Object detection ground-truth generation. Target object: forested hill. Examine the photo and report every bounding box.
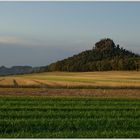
[46,38,140,71]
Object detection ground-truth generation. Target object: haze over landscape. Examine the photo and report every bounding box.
[0,1,140,67]
[0,2,140,138]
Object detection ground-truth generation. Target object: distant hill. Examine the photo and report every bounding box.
[0,66,34,76]
[46,38,140,71]
[0,38,139,76]
[0,65,44,76]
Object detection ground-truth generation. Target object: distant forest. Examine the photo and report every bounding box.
[45,38,140,72]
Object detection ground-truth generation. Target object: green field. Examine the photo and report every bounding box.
[0,96,140,138]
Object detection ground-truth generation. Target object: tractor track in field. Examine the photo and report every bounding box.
[0,79,5,82]
[31,80,48,87]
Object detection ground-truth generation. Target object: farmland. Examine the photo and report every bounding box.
[0,96,140,138]
[0,71,139,138]
[0,71,140,89]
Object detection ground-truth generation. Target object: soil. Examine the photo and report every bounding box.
[0,88,139,98]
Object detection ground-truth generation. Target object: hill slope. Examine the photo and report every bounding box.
[46,38,140,71]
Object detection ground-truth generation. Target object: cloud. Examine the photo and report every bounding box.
[0,36,24,44]
[0,36,47,47]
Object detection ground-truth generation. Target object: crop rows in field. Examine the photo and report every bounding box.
[0,96,140,138]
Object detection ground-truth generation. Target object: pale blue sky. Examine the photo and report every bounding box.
[0,2,140,67]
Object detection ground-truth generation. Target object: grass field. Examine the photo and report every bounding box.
[0,71,140,88]
[0,96,140,138]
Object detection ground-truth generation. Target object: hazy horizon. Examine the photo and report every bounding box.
[0,1,140,67]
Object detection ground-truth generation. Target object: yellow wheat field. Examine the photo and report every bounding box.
[0,71,139,88]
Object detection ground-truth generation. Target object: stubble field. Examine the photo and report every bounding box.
[0,71,139,88]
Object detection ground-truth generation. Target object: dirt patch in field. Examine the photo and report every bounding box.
[0,88,139,98]
[47,89,140,98]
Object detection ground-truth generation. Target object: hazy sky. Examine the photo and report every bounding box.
[0,1,140,67]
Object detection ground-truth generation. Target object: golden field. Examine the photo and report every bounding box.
[0,71,139,88]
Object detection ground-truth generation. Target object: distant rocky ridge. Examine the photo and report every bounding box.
[0,66,41,76]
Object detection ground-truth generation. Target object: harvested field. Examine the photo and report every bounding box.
[0,71,139,89]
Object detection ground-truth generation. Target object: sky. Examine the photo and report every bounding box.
[0,1,140,67]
